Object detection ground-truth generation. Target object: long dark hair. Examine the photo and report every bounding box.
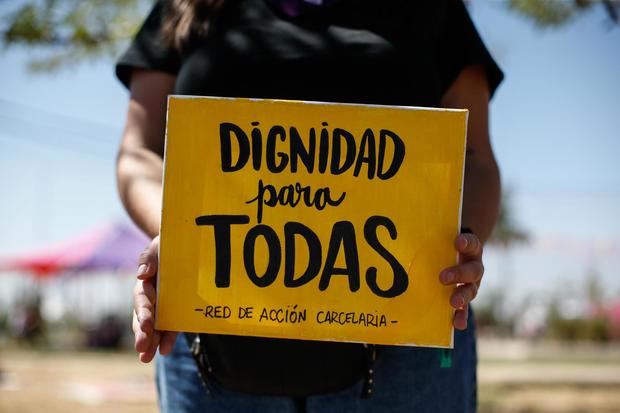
[162,0,225,51]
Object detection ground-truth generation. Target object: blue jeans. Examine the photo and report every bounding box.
[156,311,477,413]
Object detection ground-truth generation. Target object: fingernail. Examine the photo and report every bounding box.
[441,271,455,284]
[460,236,469,249]
[138,264,147,276]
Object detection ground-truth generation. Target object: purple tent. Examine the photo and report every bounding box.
[0,222,151,277]
[73,222,152,273]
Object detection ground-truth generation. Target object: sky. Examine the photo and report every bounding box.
[0,1,619,305]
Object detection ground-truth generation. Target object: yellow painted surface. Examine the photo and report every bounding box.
[156,96,467,347]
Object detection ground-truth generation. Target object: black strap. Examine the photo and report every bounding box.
[360,344,377,398]
[184,333,215,396]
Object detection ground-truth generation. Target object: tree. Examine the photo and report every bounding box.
[584,266,604,305]
[488,188,529,249]
[1,0,143,71]
[2,0,618,72]
[506,0,619,27]
[477,188,529,335]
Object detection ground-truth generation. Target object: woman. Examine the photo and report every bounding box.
[116,0,502,411]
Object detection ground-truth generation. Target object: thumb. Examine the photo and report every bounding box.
[137,235,159,280]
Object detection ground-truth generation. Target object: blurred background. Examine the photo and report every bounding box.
[0,0,619,412]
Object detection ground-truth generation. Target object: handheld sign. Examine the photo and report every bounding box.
[156,96,467,348]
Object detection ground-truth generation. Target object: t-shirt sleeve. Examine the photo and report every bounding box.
[115,0,181,89]
[438,0,504,98]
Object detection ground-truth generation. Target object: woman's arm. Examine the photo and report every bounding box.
[117,69,177,362]
[117,70,176,238]
[441,64,501,243]
[439,64,501,329]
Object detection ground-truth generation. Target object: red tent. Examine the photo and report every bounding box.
[0,222,151,278]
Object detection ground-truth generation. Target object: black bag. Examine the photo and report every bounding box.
[185,333,377,398]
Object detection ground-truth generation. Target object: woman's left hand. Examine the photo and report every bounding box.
[439,232,484,330]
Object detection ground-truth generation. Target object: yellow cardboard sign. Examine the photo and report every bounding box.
[157,96,467,348]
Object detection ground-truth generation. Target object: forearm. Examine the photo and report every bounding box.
[461,153,501,244]
[117,145,163,238]
[116,70,175,238]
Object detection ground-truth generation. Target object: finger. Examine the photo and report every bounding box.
[453,304,469,330]
[450,283,479,309]
[159,331,178,356]
[140,330,161,363]
[137,237,159,280]
[455,233,482,261]
[133,280,156,334]
[133,315,151,353]
[132,311,139,335]
[440,260,484,285]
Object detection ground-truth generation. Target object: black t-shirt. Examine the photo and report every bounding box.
[116,0,503,106]
[116,0,503,396]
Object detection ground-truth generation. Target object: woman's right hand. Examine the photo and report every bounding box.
[132,235,177,362]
